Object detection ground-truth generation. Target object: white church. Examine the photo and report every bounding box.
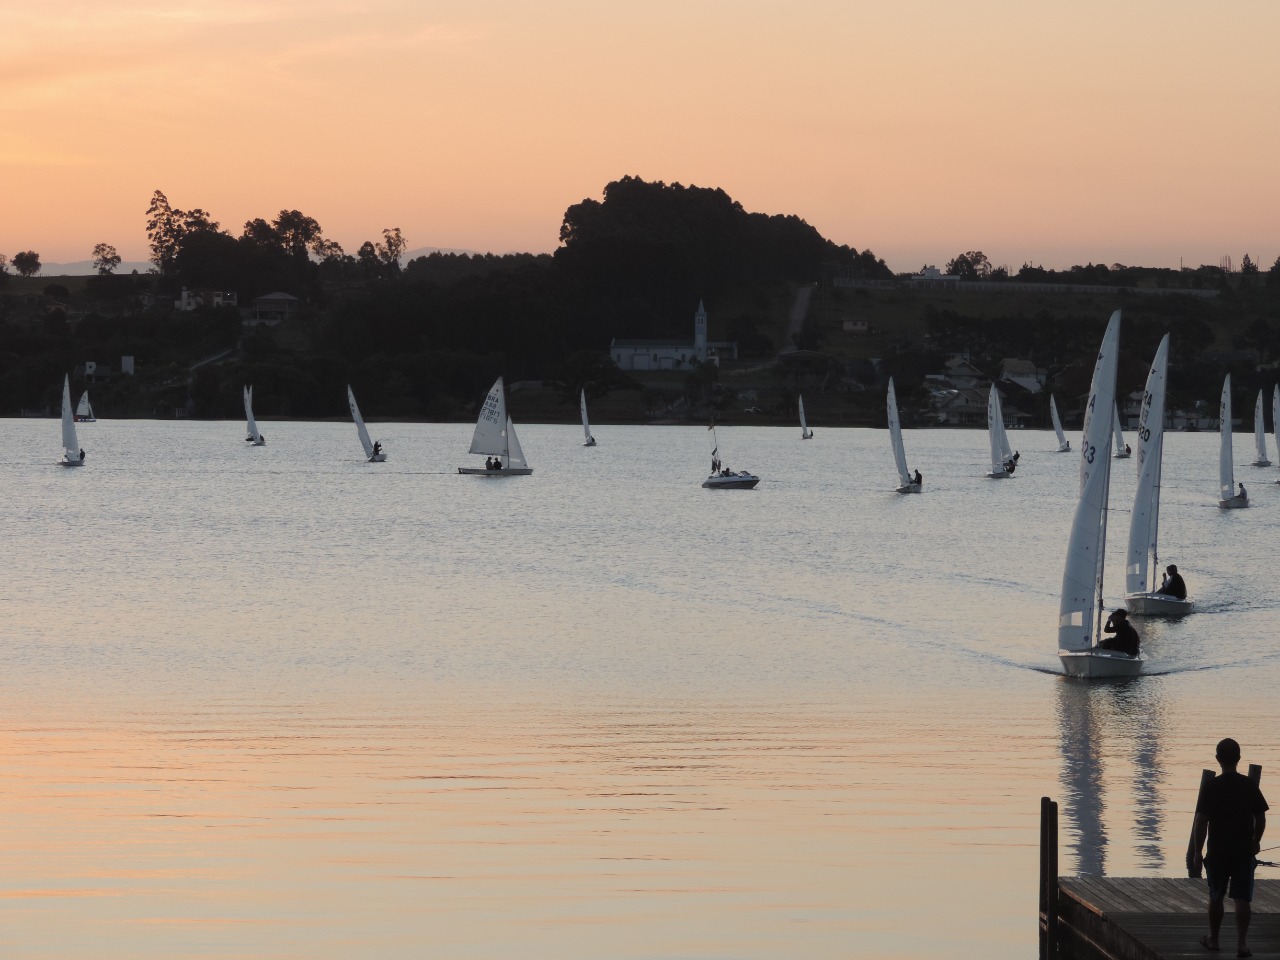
[609,301,738,371]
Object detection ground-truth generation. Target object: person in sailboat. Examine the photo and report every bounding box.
[1156,565,1187,600]
[1125,443,1132,455]
[913,469,922,487]
[1097,608,1140,657]
[1237,482,1248,501]
[79,448,85,461]
[1003,456,1017,475]
[372,441,381,457]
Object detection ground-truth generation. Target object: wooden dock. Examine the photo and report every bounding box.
[1040,795,1280,959]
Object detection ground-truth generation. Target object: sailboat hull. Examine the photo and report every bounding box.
[986,470,1010,479]
[368,453,387,462]
[895,483,922,494]
[1059,650,1144,678]
[57,458,84,468]
[1113,452,1131,459]
[583,438,596,447]
[1252,459,1272,467]
[458,466,533,476]
[1124,592,1195,617]
[1055,442,1071,453]
[1217,497,1248,509]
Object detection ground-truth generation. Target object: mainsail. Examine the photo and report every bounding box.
[1253,389,1270,465]
[987,384,1010,474]
[1058,311,1120,654]
[799,395,812,439]
[1125,335,1169,596]
[1113,404,1127,455]
[1219,375,1235,501]
[1050,394,1068,450]
[243,385,263,443]
[506,417,527,470]
[887,377,912,487]
[61,375,80,460]
[347,385,378,459]
[469,377,509,460]
[580,389,595,445]
[76,391,94,420]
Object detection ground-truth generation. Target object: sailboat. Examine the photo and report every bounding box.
[74,390,97,423]
[799,394,813,439]
[347,385,386,462]
[1123,335,1194,617]
[985,384,1014,478]
[243,385,265,445]
[1059,310,1142,677]
[1217,375,1247,508]
[1251,389,1270,466]
[57,375,84,467]
[1112,404,1130,458]
[887,378,920,493]
[703,425,759,489]
[458,376,533,475]
[1050,394,1070,452]
[580,389,596,446]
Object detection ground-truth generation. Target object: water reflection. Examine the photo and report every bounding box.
[1057,678,1167,875]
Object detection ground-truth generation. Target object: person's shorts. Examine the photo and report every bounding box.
[1207,855,1257,902]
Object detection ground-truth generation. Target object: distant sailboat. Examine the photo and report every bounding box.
[1050,394,1070,452]
[887,378,920,493]
[347,385,386,462]
[1251,389,1270,466]
[703,424,760,489]
[243,386,265,445]
[986,384,1014,478]
[1217,375,1247,508]
[57,375,84,467]
[1124,335,1194,617]
[580,389,596,446]
[459,376,532,475]
[1112,404,1130,458]
[1059,310,1142,678]
[799,395,813,439]
[74,390,96,423]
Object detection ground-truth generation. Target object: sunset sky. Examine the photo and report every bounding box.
[4,1,1278,272]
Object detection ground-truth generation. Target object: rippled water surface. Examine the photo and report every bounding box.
[2,419,1277,958]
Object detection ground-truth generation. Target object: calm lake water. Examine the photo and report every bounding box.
[1,418,1277,958]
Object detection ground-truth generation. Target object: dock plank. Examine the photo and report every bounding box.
[1055,879,1280,960]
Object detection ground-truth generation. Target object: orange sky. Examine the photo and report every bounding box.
[3,1,1278,272]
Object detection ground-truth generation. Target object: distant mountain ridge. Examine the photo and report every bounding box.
[38,260,154,277]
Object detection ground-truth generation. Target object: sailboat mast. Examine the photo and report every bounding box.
[1093,422,1116,646]
[1148,431,1164,593]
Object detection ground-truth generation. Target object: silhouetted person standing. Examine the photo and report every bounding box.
[1192,738,1268,958]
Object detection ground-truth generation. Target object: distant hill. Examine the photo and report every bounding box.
[37,260,154,277]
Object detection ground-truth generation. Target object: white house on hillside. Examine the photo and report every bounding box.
[999,358,1047,393]
[610,301,738,371]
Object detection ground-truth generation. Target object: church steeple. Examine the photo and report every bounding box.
[694,300,707,360]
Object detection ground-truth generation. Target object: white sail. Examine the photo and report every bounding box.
[1274,385,1280,467]
[580,389,595,445]
[1058,310,1120,655]
[1253,389,1270,465]
[61,375,80,460]
[1050,394,1069,451]
[1112,403,1130,456]
[347,385,382,460]
[1219,375,1235,501]
[506,417,527,469]
[468,377,508,458]
[987,384,1009,475]
[243,385,264,443]
[1125,335,1169,596]
[76,390,94,420]
[799,395,812,439]
[887,378,912,487]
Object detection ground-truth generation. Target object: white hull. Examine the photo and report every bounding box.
[1113,452,1131,459]
[1059,649,1145,678]
[583,439,596,447]
[702,473,760,490]
[1253,459,1272,467]
[986,469,1010,479]
[368,453,387,463]
[458,466,532,476]
[247,437,265,446]
[1124,592,1195,617]
[1056,442,1071,453]
[895,482,922,494]
[801,432,813,440]
[58,458,84,468]
[1218,497,1249,509]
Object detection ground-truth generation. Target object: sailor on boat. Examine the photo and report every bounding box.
[1155,565,1187,600]
[913,469,922,487]
[1238,482,1248,501]
[79,448,85,462]
[372,441,381,458]
[1097,608,1140,657]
